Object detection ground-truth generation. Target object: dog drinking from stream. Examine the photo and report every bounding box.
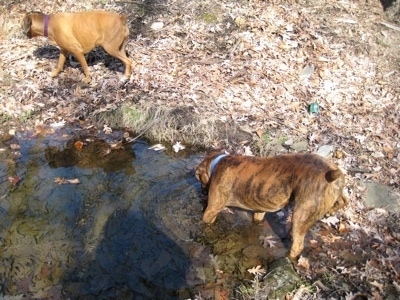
[195,152,349,260]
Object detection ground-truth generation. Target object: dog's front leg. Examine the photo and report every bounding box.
[253,212,266,223]
[202,187,227,224]
[70,50,91,84]
[69,49,91,83]
[289,206,319,260]
[52,49,68,78]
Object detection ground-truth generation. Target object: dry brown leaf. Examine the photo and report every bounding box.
[297,256,310,270]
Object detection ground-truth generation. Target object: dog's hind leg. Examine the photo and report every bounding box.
[102,26,131,78]
[103,43,132,78]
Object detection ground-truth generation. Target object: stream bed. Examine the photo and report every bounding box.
[0,126,288,299]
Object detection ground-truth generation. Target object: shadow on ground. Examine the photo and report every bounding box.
[62,210,190,299]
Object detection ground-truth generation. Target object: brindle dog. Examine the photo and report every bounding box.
[195,152,349,260]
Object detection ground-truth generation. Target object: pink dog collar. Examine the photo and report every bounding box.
[44,14,49,37]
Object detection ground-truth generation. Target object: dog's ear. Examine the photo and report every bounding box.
[325,169,343,183]
[22,14,32,37]
[195,163,210,186]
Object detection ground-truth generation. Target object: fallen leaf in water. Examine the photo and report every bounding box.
[259,235,277,248]
[54,177,81,184]
[247,265,266,276]
[172,141,185,152]
[67,178,81,184]
[110,140,123,150]
[8,176,21,186]
[74,141,84,151]
[103,124,112,134]
[148,143,166,151]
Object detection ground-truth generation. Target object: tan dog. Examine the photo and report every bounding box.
[22,11,131,83]
[195,152,349,259]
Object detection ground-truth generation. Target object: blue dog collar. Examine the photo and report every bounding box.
[210,154,228,175]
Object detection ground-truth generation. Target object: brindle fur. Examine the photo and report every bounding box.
[195,152,349,260]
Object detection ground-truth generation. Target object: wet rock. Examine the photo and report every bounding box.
[242,244,270,260]
[258,258,303,299]
[362,182,400,213]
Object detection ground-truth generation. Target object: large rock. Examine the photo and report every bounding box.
[258,258,303,299]
[362,182,400,213]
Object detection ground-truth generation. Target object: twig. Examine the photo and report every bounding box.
[346,167,372,174]
[4,55,27,64]
[125,119,159,144]
[381,22,400,32]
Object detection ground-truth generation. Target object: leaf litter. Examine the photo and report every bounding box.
[0,0,400,298]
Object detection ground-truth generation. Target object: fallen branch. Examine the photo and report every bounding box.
[346,167,372,174]
[381,22,400,32]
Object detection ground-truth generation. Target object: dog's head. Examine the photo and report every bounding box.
[22,12,42,38]
[195,152,227,193]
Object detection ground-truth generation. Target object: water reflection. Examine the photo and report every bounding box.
[45,136,136,174]
[0,130,200,298]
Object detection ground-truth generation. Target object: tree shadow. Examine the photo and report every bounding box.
[380,0,397,10]
[62,209,190,299]
[114,0,168,39]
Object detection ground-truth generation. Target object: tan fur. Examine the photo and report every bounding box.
[195,152,349,260]
[22,11,131,83]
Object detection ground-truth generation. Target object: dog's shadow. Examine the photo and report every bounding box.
[33,45,125,73]
[264,207,293,249]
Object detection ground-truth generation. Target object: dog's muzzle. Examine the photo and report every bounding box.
[201,185,208,195]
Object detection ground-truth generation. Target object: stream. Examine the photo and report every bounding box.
[0,126,288,299]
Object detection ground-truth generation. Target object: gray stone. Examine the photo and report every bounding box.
[316,145,334,157]
[283,138,293,146]
[291,141,308,152]
[362,182,400,213]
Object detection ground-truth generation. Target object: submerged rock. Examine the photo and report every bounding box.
[258,258,303,299]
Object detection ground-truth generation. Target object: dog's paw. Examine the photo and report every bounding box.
[51,69,61,77]
[83,77,91,84]
[119,75,129,84]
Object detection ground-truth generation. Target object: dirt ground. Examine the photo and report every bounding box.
[1,0,400,299]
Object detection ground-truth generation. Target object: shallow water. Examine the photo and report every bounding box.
[0,127,287,299]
